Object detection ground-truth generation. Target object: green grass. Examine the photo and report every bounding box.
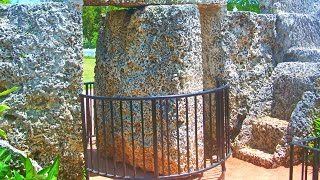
[83,56,96,83]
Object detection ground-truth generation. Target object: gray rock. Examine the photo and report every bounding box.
[284,47,320,62]
[199,3,226,156]
[260,0,320,15]
[0,3,83,179]
[84,0,225,7]
[289,90,320,139]
[222,12,276,137]
[95,5,205,174]
[271,62,320,121]
[274,13,320,63]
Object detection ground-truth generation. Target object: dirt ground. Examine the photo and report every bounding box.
[89,156,315,180]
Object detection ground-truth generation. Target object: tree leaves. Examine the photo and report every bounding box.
[0,87,19,97]
[227,0,260,13]
[0,104,10,115]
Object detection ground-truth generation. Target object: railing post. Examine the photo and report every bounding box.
[313,138,319,180]
[152,99,159,178]
[289,143,294,180]
[80,96,89,180]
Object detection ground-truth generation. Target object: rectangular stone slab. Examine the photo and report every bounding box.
[84,0,225,7]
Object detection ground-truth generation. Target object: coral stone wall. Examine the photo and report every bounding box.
[0,3,83,179]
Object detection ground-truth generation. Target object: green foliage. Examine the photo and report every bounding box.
[0,87,18,97]
[82,6,130,49]
[82,6,107,49]
[0,86,18,139]
[313,117,320,136]
[0,0,10,4]
[227,0,260,13]
[0,147,60,180]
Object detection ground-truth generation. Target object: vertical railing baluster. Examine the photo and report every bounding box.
[110,100,116,175]
[215,89,221,163]
[202,94,206,168]
[160,99,164,175]
[140,100,146,173]
[220,88,226,173]
[301,146,306,180]
[305,144,308,180]
[102,100,108,174]
[194,96,199,170]
[130,101,136,177]
[120,101,126,177]
[88,98,93,169]
[313,138,319,180]
[152,99,159,177]
[225,86,230,155]
[81,96,89,180]
[166,99,171,175]
[209,93,213,164]
[186,97,190,173]
[289,143,294,180]
[176,98,181,174]
[94,99,99,172]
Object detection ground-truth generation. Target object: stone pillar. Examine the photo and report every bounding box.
[0,3,83,179]
[199,4,226,157]
[95,0,226,175]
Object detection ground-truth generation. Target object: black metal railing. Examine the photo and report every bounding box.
[290,136,320,180]
[80,82,231,179]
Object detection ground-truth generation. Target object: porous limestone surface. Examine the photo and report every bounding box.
[274,13,320,64]
[249,116,288,154]
[260,0,320,14]
[0,3,83,179]
[84,0,226,7]
[271,62,320,121]
[289,90,320,139]
[199,4,226,157]
[95,5,204,175]
[222,12,276,138]
[284,47,320,63]
[233,62,320,167]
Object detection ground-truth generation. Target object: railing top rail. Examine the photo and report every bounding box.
[80,82,229,101]
[290,136,320,152]
[290,136,320,144]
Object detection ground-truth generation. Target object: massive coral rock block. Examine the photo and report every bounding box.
[222,12,276,137]
[260,0,320,14]
[275,13,320,63]
[284,47,320,63]
[85,0,225,7]
[233,116,289,168]
[0,3,83,179]
[198,4,226,157]
[290,90,320,139]
[95,5,204,174]
[271,62,320,121]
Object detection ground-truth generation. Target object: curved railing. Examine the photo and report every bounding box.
[80,82,231,179]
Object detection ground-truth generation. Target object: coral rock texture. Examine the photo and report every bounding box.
[95,5,206,174]
[0,3,83,179]
[271,62,320,121]
[275,13,320,63]
[85,0,226,7]
[260,0,320,14]
[222,12,276,138]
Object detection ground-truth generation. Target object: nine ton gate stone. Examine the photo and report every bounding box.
[94,1,226,175]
